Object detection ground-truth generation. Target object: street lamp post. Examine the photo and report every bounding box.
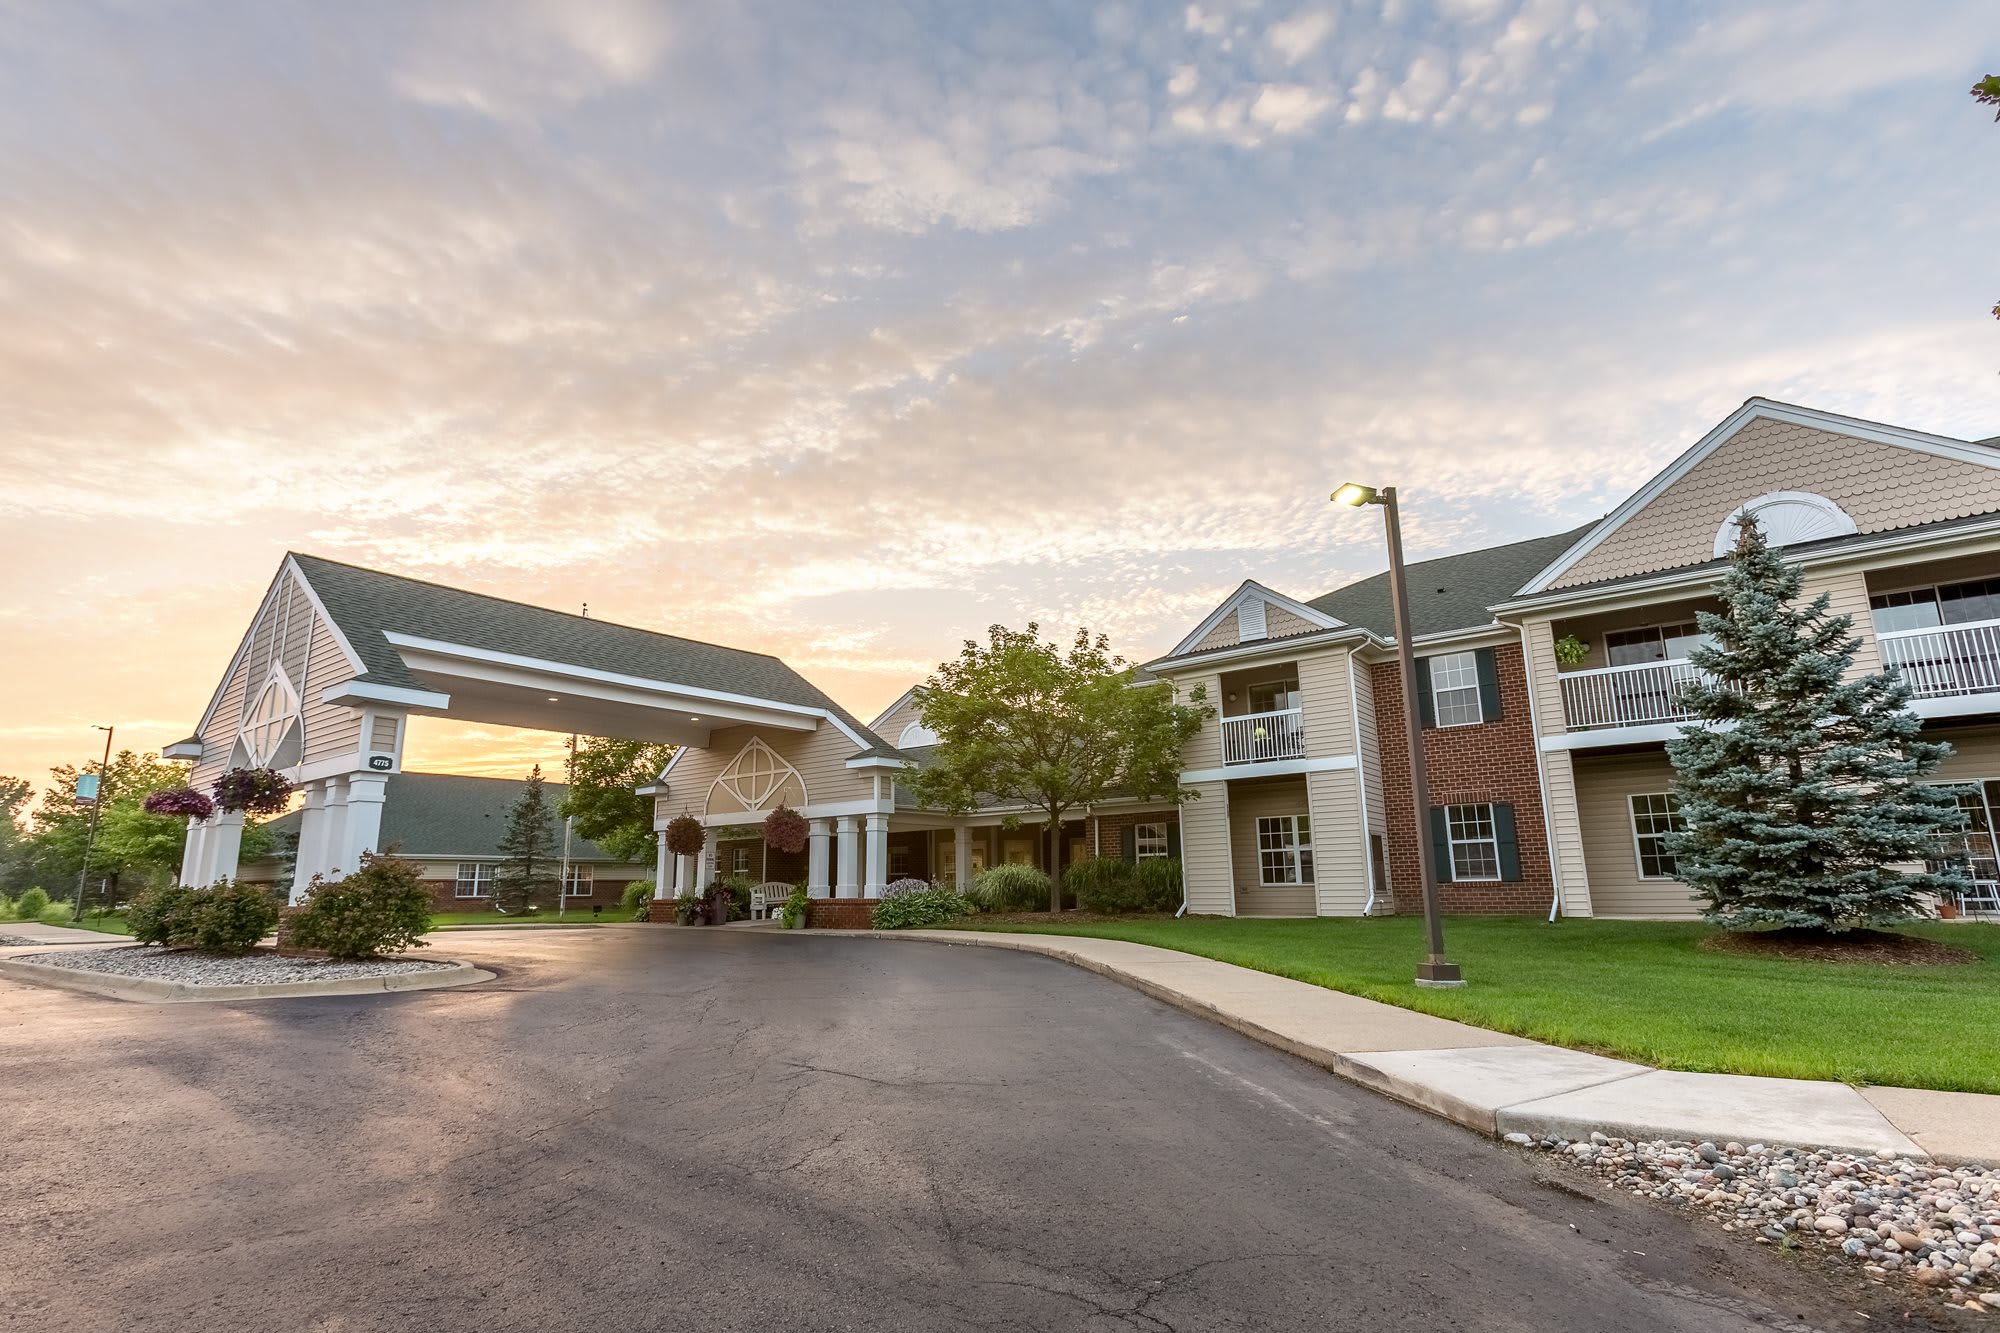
[73,725,114,923]
[1331,483,1464,988]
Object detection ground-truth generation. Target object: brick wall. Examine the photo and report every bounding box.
[804,899,877,929]
[1370,645,1552,914]
[1086,809,1180,859]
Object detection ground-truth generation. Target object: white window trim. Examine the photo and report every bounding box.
[1256,814,1314,886]
[1134,821,1170,861]
[1628,793,1685,882]
[1429,652,1484,729]
[562,864,595,898]
[731,847,751,875]
[454,862,494,899]
[1444,804,1501,883]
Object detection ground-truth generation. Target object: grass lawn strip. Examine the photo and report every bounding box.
[946,915,2000,1095]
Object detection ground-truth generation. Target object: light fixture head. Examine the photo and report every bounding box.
[689,715,700,722]
[546,695,560,703]
[1331,482,1380,507]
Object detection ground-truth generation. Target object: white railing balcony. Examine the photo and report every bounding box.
[1221,707,1306,765]
[1559,659,1709,732]
[1879,618,2000,701]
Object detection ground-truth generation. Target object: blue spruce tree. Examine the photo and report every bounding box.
[1667,514,1967,932]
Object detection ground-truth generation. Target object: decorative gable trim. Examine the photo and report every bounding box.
[707,736,808,815]
[1165,581,1344,660]
[1518,398,2000,596]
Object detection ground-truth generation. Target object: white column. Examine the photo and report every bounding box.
[180,814,210,886]
[696,840,715,891]
[653,830,669,899]
[835,817,860,897]
[289,781,328,903]
[955,824,973,889]
[808,818,832,896]
[672,852,687,895]
[864,814,889,899]
[320,776,351,880]
[338,774,388,878]
[203,810,246,886]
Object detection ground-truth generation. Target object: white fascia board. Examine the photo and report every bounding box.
[1148,626,1372,675]
[1538,723,1686,752]
[700,798,890,825]
[867,685,920,731]
[1497,511,2000,618]
[162,739,204,760]
[634,783,668,797]
[283,556,368,676]
[321,679,452,711]
[380,631,834,725]
[1910,694,2000,720]
[191,564,292,739]
[1519,400,1996,597]
[1164,580,1345,660]
[1179,754,1358,784]
[844,755,909,770]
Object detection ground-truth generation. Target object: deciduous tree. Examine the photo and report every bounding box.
[559,737,677,864]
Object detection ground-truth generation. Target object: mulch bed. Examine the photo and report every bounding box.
[1699,927,1980,967]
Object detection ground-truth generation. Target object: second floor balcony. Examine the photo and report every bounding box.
[1879,617,2000,702]
[1559,658,1707,732]
[1220,707,1306,764]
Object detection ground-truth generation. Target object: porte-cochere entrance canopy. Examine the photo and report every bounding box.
[171,553,902,899]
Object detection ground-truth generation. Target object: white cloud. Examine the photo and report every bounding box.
[1266,11,1335,64]
[1250,84,1335,134]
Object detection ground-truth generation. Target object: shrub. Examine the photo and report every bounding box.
[1064,857,1146,912]
[871,888,971,930]
[128,884,194,944]
[881,877,931,899]
[621,880,653,920]
[780,885,809,929]
[283,854,432,960]
[183,881,278,954]
[14,886,50,921]
[1133,857,1184,912]
[0,892,11,919]
[718,875,755,921]
[967,863,1052,913]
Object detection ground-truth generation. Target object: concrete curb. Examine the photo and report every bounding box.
[0,955,494,1004]
[800,927,1968,1161]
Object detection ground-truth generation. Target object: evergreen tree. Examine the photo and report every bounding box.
[494,766,559,913]
[1667,514,1967,932]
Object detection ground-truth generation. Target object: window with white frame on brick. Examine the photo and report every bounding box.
[1256,815,1314,885]
[731,846,751,876]
[1134,822,1170,860]
[1428,651,1484,727]
[454,862,494,898]
[561,864,594,897]
[1629,793,1686,880]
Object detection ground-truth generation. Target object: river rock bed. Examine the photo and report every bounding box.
[18,946,455,985]
[1507,1130,2000,1310]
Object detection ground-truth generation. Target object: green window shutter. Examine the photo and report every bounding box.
[1475,647,1502,722]
[1415,657,1437,729]
[1494,803,1521,881]
[1166,821,1182,859]
[1120,824,1137,862]
[1427,806,1453,882]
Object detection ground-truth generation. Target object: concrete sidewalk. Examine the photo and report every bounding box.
[0,921,128,946]
[839,928,1998,1164]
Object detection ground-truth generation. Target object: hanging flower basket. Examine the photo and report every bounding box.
[664,814,706,858]
[143,786,216,820]
[762,804,808,856]
[211,766,292,815]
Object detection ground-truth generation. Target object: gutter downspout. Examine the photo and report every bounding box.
[1346,647,1379,917]
[1498,614,1566,923]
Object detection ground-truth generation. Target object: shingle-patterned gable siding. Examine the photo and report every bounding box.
[1550,419,2000,590]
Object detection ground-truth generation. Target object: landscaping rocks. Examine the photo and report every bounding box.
[0,934,45,947]
[1512,1132,2000,1311]
[18,946,454,986]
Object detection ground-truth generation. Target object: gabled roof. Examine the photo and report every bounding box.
[1162,579,1345,660]
[1517,398,2000,596]
[288,553,892,751]
[1308,522,1598,640]
[262,772,634,862]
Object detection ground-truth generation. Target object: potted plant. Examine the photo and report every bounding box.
[143,787,216,820]
[1553,634,1592,668]
[211,766,292,815]
[763,804,808,856]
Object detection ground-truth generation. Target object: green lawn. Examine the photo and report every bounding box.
[947,915,2000,1094]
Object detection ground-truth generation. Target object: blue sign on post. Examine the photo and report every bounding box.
[75,774,100,802]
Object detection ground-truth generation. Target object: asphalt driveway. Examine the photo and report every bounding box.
[0,927,1935,1331]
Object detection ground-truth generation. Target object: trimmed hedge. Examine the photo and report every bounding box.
[872,888,971,930]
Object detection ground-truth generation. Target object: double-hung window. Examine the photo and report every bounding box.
[1428,652,1484,727]
[1134,822,1170,861]
[454,862,494,898]
[1628,793,1686,880]
[1256,815,1314,885]
[731,846,751,876]
[1444,805,1501,881]
[562,864,594,898]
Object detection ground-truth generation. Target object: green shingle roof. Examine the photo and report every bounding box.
[263,772,631,861]
[289,553,891,750]
[1307,522,1599,640]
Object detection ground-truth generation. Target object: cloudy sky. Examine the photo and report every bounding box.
[3,0,1998,788]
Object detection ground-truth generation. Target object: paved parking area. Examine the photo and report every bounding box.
[0,928,1933,1331]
